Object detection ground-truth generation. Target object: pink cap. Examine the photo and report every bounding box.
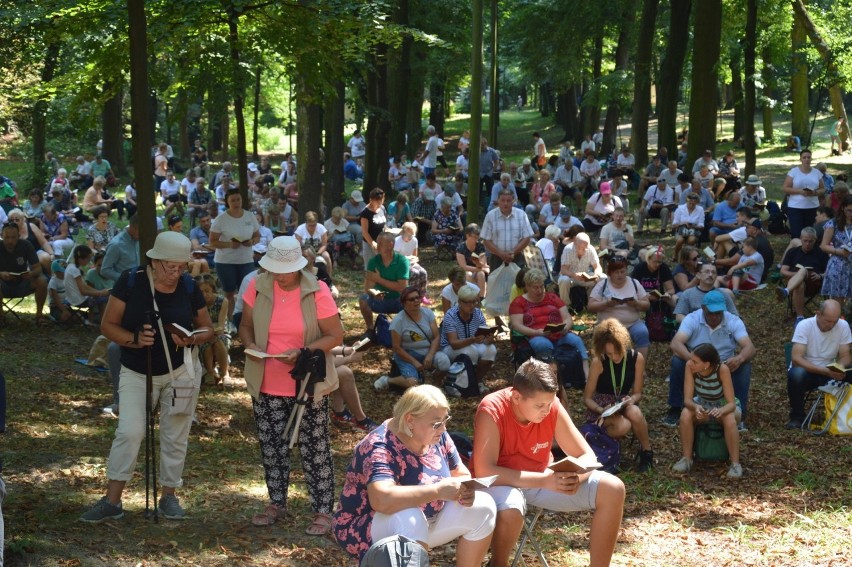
[600,181,612,195]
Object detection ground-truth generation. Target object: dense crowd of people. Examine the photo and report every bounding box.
[1,130,851,566]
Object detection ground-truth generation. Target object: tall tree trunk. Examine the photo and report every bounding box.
[790,6,809,142]
[389,0,410,157]
[429,81,445,137]
[365,45,391,193]
[743,0,757,176]
[296,78,323,220]
[178,88,190,162]
[128,0,156,254]
[102,84,126,175]
[791,0,850,145]
[405,45,427,159]
[630,0,659,166]
[687,0,722,166]
[253,67,261,161]
[489,0,499,147]
[32,40,60,185]
[221,107,230,162]
[324,81,345,206]
[657,0,692,157]
[761,47,775,142]
[228,9,248,198]
[730,53,744,141]
[468,0,484,224]
[601,1,635,158]
[584,34,604,136]
[557,88,581,142]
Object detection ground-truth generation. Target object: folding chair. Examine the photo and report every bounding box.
[1,295,26,322]
[512,506,549,567]
[802,381,851,435]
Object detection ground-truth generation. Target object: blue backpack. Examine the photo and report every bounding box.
[578,422,621,474]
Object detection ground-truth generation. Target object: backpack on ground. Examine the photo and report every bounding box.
[554,345,585,390]
[765,200,789,235]
[375,313,393,347]
[449,430,473,469]
[360,535,429,567]
[445,354,481,398]
[578,422,621,473]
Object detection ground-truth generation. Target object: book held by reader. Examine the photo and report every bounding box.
[460,475,499,490]
[244,348,291,359]
[543,322,566,333]
[367,288,386,298]
[825,362,852,374]
[230,237,250,244]
[703,246,716,259]
[475,325,498,337]
[576,272,600,281]
[649,289,670,298]
[351,336,373,351]
[549,454,603,474]
[164,323,208,338]
[600,400,626,418]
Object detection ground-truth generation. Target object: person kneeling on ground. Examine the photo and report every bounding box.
[672,343,743,479]
[473,358,625,567]
[333,385,497,566]
[583,319,653,472]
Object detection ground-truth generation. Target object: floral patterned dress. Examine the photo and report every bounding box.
[433,209,462,248]
[333,421,460,562]
[821,220,852,299]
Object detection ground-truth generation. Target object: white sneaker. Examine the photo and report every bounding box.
[727,463,743,479]
[672,457,693,473]
[374,375,390,391]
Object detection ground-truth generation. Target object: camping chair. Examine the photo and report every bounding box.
[802,380,851,435]
[511,506,549,567]
[522,244,556,292]
[1,295,27,322]
[785,288,821,320]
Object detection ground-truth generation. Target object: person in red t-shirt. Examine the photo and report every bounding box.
[472,359,625,567]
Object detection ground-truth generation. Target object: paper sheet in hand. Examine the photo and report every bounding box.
[244,348,290,359]
[549,455,603,473]
[460,475,499,489]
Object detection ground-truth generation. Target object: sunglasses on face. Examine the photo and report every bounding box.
[428,415,452,430]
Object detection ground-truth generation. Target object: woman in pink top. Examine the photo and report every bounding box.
[526,169,557,221]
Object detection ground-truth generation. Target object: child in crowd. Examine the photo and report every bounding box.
[124,179,138,218]
[672,343,743,478]
[713,207,752,257]
[85,251,114,293]
[64,245,110,325]
[195,275,230,386]
[394,221,430,304]
[48,260,72,324]
[719,237,764,293]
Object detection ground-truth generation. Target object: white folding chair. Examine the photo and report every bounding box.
[511,506,549,567]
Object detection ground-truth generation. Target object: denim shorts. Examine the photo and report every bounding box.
[216,262,256,293]
[360,294,402,315]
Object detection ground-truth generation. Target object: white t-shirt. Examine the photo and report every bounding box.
[211,210,260,264]
[554,215,583,231]
[534,138,547,160]
[786,166,823,209]
[658,168,682,188]
[233,270,260,316]
[394,235,418,257]
[48,276,66,307]
[728,226,748,243]
[456,155,469,176]
[616,153,635,169]
[64,263,85,306]
[424,136,441,168]
[673,204,705,227]
[792,316,852,367]
[739,250,764,283]
[160,179,181,197]
[440,282,480,307]
[348,135,366,158]
[125,184,137,202]
[294,223,328,248]
[600,222,633,248]
[642,185,675,210]
[435,191,463,209]
[180,177,195,195]
[536,238,555,261]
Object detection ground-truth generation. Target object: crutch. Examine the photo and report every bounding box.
[143,311,159,522]
[283,349,325,448]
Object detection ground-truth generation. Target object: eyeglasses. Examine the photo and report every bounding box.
[689,256,699,261]
[158,260,187,274]
[405,296,421,303]
[428,415,452,430]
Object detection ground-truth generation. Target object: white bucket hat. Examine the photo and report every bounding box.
[248,162,258,172]
[146,231,192,263]
[259,236,308,274]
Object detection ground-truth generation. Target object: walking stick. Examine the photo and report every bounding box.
[283,349,325,448]
[143,311,159,523]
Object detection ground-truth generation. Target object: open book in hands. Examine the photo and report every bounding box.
[600,400,626,418]
[543,322,566,333]
[475,325,498,337]
[703,246,716,259]
[649,289,670,299]
[244,348,292,359]
[549,454,603,474]
[576,272,600,281]
[367,288,386,298]
[460,475,499,490]
[164,322,208,338]
[826,362,852,375]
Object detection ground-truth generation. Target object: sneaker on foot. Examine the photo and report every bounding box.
[786,418,803,430]
[374,375,390,391]
[444,385,462,398]
[727,462,743,479]
[636,450,654,473]
[662,407,681,427]
[80,496,124,523]
[331,409,356,429]
[775,286,789,302]
[158,493,186,520]
[354,417,379,432]
[737,421,748,433]
[671,457,693,473]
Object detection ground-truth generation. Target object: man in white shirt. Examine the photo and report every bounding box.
[553,159,584,211]
[70,156,93,190]
[347,130,366,160]
[692,149,719,175]
[658,160,682,192]
[579,151,601,194]
[160,170,185,217]
[636,183,675,233]
[455,147,470,180]
[580,134,596,154]
[422,125,442,176]
[481,188,534,271]
[786,300,851,429]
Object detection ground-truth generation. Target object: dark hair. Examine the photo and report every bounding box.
[1,221,20,233]
[514,267,529,289]
[677,173,691,183]
[836,196,852,231]
[513,358,559,396]
[369,187,385,201]
[816,206,835,219]
[168,214,183,227]
[425,172,437,181]
[73,244,93,265]
[606,257,629,274]
[692,343,720,369]
[92,205,110,219]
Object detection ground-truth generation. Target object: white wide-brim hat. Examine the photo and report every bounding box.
[258,236,308,274]
[146,231,192,263]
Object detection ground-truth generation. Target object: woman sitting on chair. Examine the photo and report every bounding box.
[583,319,653,472]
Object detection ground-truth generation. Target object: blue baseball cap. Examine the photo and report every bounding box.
[702,290,726,313]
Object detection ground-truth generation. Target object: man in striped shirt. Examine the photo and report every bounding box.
[480,188,534,272]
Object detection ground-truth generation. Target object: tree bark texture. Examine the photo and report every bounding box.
[32,40,60,186]
[584,33,604,137]
[365,45,391,193]
[657,0,692,157]
[730,53,744,141]
[228,9,248,199]
[324,81,346,206]
[253,67,261,161]
[102,85,126,175]
[761,47,775,142]
[489,0,499,148]
[429,81,445,138]
[686,0,721,166]
[601,0,635,158]
[405,43,427,159]
[389,0,411,158]
[296,77,323,220]
[743,0,757,176]
[790,7,809,142]
[468,0,484,224]
[630,0,659,166]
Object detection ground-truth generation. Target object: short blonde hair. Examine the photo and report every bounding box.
[304,211,318,223]
[457,284,479,302]
[523,268,547,287]
[401,221,417,236]
[392,385,449,435]
[330,206,344,220]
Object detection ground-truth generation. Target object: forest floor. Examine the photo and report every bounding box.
[2,110,852,566]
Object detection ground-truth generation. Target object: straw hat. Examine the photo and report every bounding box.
[146,231,192,263]
[258,236,308,274]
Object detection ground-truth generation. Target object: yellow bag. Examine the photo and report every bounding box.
[823,383,852,435]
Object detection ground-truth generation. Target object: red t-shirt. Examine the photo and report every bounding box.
[474,387,558,474]
[243,279,338,396]
[509,292,566,341]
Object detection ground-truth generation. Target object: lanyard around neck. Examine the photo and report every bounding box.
[609,355,626,397]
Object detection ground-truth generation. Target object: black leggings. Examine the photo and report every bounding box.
[252,393,334,513]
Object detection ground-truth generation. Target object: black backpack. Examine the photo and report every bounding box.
[449,430,474,469]
[360,535,429,567]
[445,353,481,398]
[767,200,789,235]
[554,345,585,390]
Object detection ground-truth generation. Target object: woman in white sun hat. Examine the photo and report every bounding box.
[80,231,215,523]
[239,236,344,536]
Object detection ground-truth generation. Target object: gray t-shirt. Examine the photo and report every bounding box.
[674,287,739,317]
[389,308,437,354]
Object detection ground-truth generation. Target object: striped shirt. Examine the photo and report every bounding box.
[440,305,486,348]
[694,368,724,405]
[481,206,534,254]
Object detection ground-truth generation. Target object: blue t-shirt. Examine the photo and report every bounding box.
[333,422,460,561]
[711,202,740,233]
